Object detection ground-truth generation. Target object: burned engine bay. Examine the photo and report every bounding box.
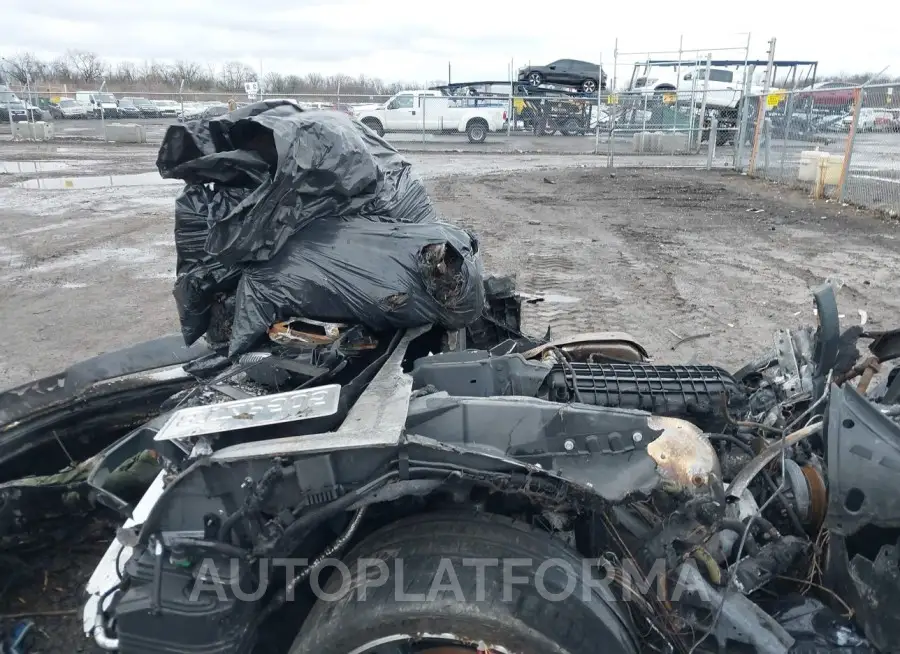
[0,101,899,654]
[38,279,891,654]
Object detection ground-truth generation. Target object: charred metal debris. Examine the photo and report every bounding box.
[0,102,898,654]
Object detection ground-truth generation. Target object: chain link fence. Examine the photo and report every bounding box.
[2,74,899,217]
[737,82,900,217]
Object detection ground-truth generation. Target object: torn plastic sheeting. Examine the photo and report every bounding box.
[173,184,247,345]
[206,110,437,265]
[156,99,305,180]
[160,105,437,266]
[229,220,484,357]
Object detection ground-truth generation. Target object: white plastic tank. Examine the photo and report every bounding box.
[798,150,829,182]
[822,155,844,186]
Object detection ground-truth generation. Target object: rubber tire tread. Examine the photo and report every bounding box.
[288,510,638,654]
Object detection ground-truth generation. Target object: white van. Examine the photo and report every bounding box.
[75,91,119,118]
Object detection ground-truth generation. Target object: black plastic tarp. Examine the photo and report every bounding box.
[158,100,483,355]
[231,220,483,357]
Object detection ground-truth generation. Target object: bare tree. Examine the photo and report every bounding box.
[305,73,325,91]
[283,75,304,93]
[1,49,442,96]
[114,61,137,85]
[263,71,286,94]
[173,60,206,88]
[3,53,47,84]
[48,56,74,82]
[66,50,106,82]
[218,61,256,92]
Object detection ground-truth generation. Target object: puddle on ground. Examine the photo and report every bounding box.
[521,292,582,304]
[0,161,71,174]
[14,172,182,190]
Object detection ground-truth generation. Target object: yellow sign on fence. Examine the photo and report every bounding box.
[606,94,619,105]
[766,91,786,109]
[662,93,677,104]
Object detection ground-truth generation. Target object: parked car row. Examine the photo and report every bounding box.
[0,86,43,122]
[175,101,231,121]
[38,93,233,121]
[841,107,900,131]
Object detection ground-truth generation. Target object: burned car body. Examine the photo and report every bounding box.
[0,283,895,654]
[2,100,900,654]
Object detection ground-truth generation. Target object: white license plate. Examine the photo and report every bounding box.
[154,384,341,441]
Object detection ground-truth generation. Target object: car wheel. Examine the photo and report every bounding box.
[360,118,384,137]
[561,118,581,135]
[288,511,638,654]
[528,72,543,86]
[582,79,598,93]
[466,118,489,143]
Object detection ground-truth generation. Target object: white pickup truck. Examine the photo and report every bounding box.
[353,90,508,142]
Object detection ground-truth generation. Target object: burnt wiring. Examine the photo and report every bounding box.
[705,433,806,537]
[689,376,832,654]
[599,511,689,654]
[218,464,286,546]
[254,507,369,627]
[774,574,854,619]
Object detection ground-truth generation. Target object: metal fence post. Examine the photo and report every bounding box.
[734,100,750,171]
[706,116,718,170]
[695,53,712,151]
[507,59,513,138]
[99,79,107,143]
[778,88,795,183]
[595,57,603,155]
[837,86,864,202]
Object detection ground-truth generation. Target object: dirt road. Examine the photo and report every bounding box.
[437,167,900,368]
[1,145,899,652]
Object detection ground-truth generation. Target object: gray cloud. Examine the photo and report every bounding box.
[2,0,898,81]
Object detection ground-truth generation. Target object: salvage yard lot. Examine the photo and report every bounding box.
[1,141,900,651]
[1,143,900,391]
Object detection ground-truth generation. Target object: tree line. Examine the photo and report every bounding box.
[0,50,434,96]
[2,50,897,96]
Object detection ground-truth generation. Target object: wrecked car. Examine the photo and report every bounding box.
[1,100,900,654]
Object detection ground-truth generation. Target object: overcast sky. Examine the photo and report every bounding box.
[2,0,897,85]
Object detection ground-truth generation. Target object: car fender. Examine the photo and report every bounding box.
[0,335,210,471]
[355,108,386,125]
[455,109,502,132]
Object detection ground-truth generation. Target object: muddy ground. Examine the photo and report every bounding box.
[1,142,899,652]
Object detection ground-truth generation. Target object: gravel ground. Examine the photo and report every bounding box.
[1,141,899,652]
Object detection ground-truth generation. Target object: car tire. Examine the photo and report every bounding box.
[528,72,543,86]
[288,511,638,654]
[561,117,582,135]
[582,79,598,94]
[361,118,384,137]
[466,118,489,143]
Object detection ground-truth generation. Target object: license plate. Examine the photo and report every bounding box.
[154,384,341,441]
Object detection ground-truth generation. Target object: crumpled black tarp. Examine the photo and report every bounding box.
[231,220,483,357]
[158,100,483,355]
[172,184,246,344]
